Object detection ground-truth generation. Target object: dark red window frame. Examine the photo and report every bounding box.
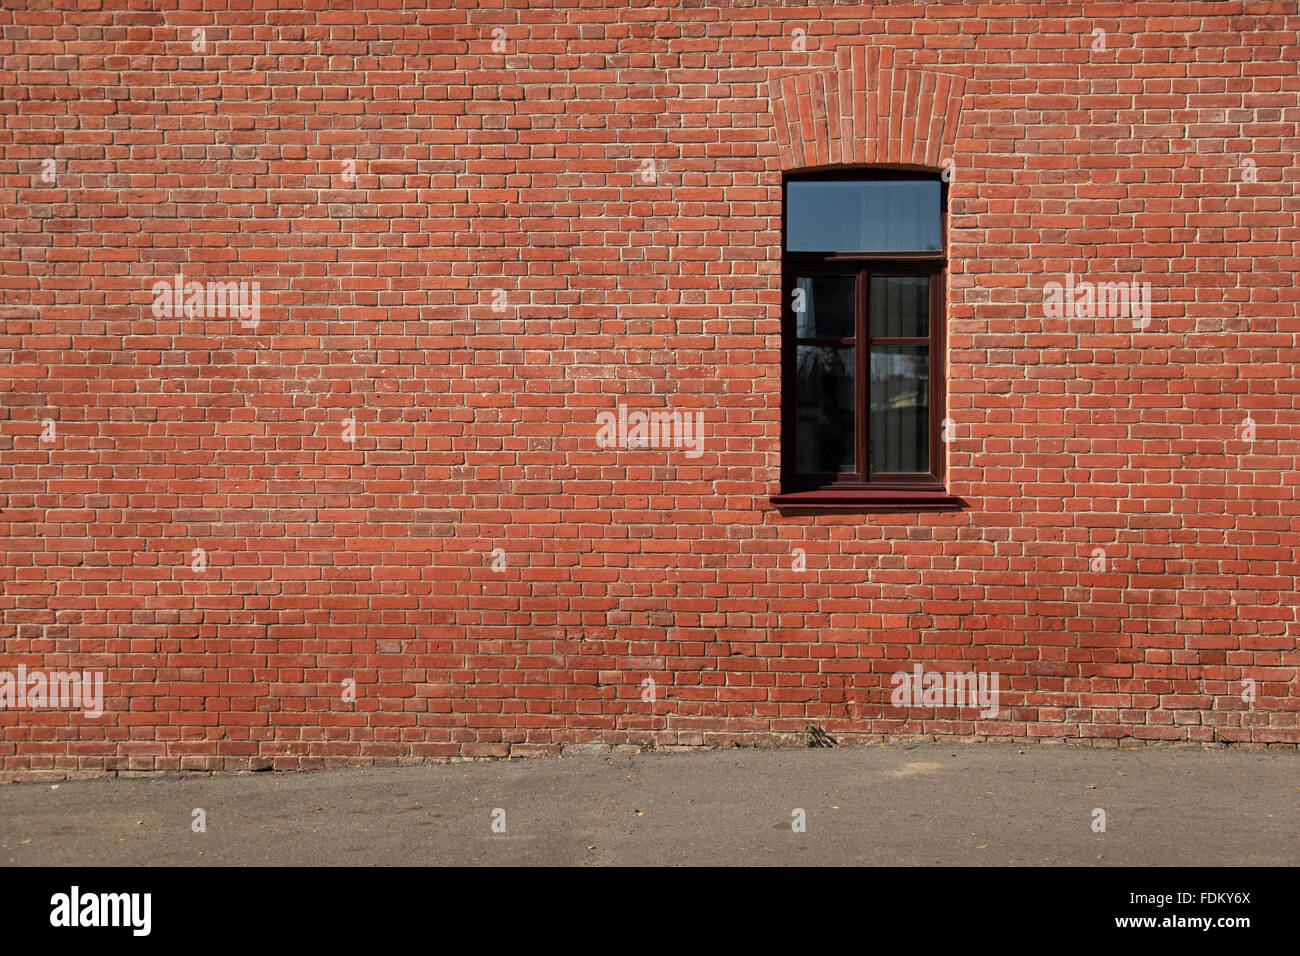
[773,169,963,510]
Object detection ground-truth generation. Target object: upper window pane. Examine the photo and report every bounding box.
[794,275,855,339]
[786,178,942,253]
[870,275,930,337]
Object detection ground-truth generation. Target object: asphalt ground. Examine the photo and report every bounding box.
[1,743,1295,866]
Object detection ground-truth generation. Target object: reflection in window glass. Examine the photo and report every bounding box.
[794,275,855,339]
[796,345,855,474]
[870,347,928,473]
[870,276,929,338]
[787,179,942,253]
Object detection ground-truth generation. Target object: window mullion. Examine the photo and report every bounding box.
[931,267,943,484]
[859,265,869,483]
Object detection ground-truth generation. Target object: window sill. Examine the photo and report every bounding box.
[771,488,966,511]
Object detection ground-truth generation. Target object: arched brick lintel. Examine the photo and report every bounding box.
[770,45,967,172]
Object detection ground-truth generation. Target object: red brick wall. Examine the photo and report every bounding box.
[2,1,1298,775]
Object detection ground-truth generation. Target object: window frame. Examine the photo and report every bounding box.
[774,168,961,510]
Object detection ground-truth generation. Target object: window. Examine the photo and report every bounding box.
[775,171,959,508]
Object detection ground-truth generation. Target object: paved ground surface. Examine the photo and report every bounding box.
[1,744,1295,866]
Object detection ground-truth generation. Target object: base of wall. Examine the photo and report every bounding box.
[2,733,1293,784]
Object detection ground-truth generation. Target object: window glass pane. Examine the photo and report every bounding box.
[796,345,855,474]
[870,347,928,473]
[794,275,855,339]
[870,275,929,338]
[786,179,942,252]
